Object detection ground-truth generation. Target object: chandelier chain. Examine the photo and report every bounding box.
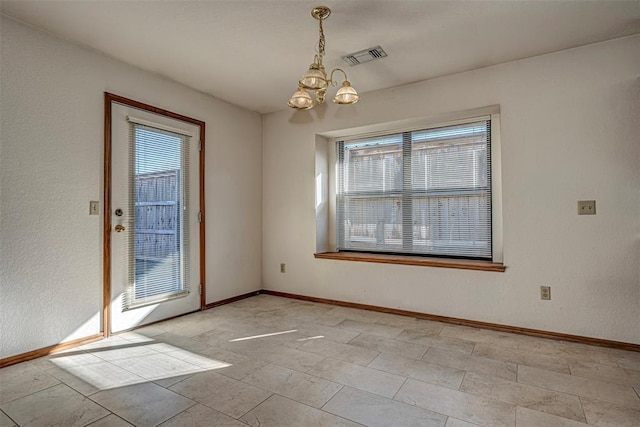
[318,18,325,58]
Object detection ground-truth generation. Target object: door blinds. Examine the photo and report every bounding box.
[123,121,191,309]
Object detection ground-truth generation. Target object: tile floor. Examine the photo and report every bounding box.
[1,294,639,426]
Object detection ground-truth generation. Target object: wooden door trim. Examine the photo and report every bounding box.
[103,93,207,337]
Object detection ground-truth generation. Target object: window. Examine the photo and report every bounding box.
[124,121,191,308]
[336,117,492,260]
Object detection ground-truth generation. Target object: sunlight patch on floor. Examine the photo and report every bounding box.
[297,335,325,341]
[229,330,299,342]
[48,336,232,391]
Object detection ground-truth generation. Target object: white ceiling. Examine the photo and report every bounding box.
[2,1,639,114]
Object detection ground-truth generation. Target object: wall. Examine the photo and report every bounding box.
[0,16,262,359]
[262,35,640,344]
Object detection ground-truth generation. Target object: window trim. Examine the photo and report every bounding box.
[315,106,504,269]
[314,251,506,272]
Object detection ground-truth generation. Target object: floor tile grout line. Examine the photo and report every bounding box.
[459,370,470,391]
[396,372,537,412]
[88,412,126,426]
[319,384,345,411]
[421,346,519,379]
[540,358,640,389]
[516,369,640,410]
[150,399,199,427]
[168,375,273,422]
[0,409,19,427]
[87,352,186,387]
[391,376,409,400]
[364,368,463,392]
[233,391,275,421]
[0,380,62,406]
[83,388,133,425]
[47,369,102,398]
[390,383,456,426]
[455,374,597,424]
[576,396,589,425]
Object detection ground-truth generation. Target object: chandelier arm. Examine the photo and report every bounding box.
[328,68,349,86]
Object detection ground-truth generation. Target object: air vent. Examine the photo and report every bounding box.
[342,46,387,66]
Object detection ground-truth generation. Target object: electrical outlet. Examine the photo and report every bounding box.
[540,286,551,300]
[577,200,596,215]
[280,263,286,273]
[89,201,100,215]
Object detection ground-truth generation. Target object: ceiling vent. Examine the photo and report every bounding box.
[342,46,387,66]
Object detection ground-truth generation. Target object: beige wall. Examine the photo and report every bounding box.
[0,16,263,358]
[262,35,640,344]
[1,15,638,359]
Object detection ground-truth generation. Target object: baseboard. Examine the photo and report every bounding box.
[0,333,105,369]
[4,287,634,369]
[260,289,640,352]
[0,291,262,369]
[204,290,262,310]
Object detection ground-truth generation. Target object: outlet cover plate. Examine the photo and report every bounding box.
[578,200,596,215]
[540,286,551,300]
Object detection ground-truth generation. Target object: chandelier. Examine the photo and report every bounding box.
[288,6,360,110]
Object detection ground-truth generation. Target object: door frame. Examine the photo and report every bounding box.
[103,92,206,337]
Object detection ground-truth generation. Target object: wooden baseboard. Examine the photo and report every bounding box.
[260,290,640,352]
[204,290,261,310]
[0,333,105,369]
[4,287,635,369]
[0,291,262,369]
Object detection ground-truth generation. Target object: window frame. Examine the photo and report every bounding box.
[316,107,504,270]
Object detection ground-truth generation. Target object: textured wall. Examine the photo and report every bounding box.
[262,35,640,343]
[0,16,262,359]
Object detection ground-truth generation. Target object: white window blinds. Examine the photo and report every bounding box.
[337,119,492,259]
[123,121,191,309]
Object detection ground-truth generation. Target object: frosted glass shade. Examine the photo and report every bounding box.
[332,81,359,105]
[299,66,328,90]
[288,88,314,110]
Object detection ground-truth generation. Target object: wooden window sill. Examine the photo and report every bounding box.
[314,252,506,272]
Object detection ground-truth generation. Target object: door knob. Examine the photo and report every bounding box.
[114,224,126,233]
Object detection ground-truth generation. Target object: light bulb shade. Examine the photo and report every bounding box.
[299,64,328,90]
[332,81,359,105]
[288,88,314,110]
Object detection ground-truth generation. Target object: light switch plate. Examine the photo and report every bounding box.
[577,200,596,215]
[89,201,100,215]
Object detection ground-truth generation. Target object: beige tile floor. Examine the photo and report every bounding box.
[1,294,639,426]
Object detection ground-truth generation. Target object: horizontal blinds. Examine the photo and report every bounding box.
[337,119,492,259]
[123,122,190,309]
[127,116,194,137]
[335,115,491,143]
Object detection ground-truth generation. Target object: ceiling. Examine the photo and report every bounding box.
[2,1,639,114]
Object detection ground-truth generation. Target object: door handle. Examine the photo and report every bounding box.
[114,224,126,233]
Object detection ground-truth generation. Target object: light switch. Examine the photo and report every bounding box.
[89,201,100,215]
